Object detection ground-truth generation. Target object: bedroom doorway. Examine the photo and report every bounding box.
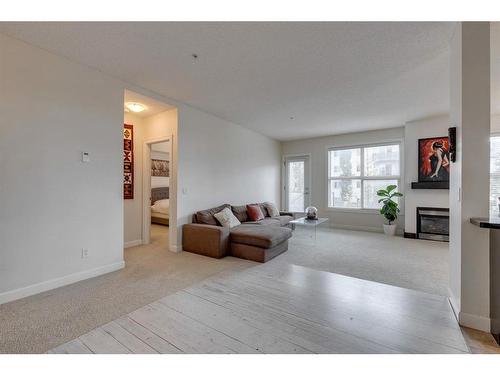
[123,89,178,254]
[143,136,172,247]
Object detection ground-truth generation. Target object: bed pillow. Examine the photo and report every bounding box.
[264,202,280,217]
[214,207,241,228]
[247,204,265,222]
[153,199,169,210]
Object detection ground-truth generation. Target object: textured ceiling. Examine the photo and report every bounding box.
[0,22,486,141]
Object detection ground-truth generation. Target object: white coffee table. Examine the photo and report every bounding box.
[289,217,329,241]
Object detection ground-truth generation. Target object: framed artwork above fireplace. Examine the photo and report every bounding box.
[418,136,450,183]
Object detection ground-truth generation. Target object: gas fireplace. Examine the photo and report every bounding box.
[416,207,449,242]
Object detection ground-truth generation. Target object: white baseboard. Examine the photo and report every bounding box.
[459,312,491,332]
[446,288,490,332]
[170,244,182,253]
[329,223,405,236]
[124,239,142,249]
[447,288,460,322]
[330,223,383,233]
[0,261,125,305]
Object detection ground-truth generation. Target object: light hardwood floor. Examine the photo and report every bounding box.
[49,262,470,354]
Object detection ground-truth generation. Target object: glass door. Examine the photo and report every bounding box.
[285,155,310,213]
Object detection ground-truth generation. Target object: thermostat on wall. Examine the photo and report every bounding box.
[81,151,90,163]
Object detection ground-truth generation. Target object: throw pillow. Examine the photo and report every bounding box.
[264,202,280,217]
[214,207,241,228]
[231,205,249,222]
[247,204,265,222]
[195,204,230,226]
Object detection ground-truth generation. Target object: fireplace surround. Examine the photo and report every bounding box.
[416,207,449,242]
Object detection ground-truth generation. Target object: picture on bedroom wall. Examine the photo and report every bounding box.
[418,136,450,182]
[123,124,134,199]
[151,159,169,177]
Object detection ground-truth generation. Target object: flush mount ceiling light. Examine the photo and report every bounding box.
[125,102,146,113]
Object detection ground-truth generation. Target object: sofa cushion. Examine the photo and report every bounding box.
[247,204,264,222]
[243,218,280,226]
[277,215,293,226]
[264,202,280,217]
[257,203,270,217]
[230,225,292,249]
[195,204,230,226]
[231,205,249,222]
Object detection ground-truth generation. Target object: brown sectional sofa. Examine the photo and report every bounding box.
[182,203,294,263]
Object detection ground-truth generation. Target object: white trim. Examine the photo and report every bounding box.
[330,223,384,233]
[124,239,143,249]
[0,261,125,305]
[448,287,460,322]
[170,244,182,253]
[447,288,490,332]
[459,312,491,332]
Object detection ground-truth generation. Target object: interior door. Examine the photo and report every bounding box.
[285,155,311,213]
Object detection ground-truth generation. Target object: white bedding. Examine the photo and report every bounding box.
[151,198,169,215]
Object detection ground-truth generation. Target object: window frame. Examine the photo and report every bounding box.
[326,141,402,212]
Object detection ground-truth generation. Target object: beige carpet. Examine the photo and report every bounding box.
[276,226,449,296]
[0,225,448,353]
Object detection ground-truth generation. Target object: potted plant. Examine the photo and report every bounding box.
[377,184,403,236]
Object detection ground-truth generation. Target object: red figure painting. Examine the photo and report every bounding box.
[418,137,450,182]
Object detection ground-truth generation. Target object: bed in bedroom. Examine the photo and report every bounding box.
[151,187,169,226]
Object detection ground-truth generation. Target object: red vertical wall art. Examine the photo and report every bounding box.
[123,124,134,199]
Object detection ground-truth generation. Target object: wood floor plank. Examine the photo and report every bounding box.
[50,338,93,354]
[184,284,400,353]
[101,321,158,354]
[157,291,315,354]
[233,273,466,347]
[114,316,182,354]
[229,265,464,334]
[238,265,459,324]
[129,303,256,353]
[204,276,468,353]
[79,328,132,354]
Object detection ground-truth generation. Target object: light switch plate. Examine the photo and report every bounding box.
[82,151,90,163]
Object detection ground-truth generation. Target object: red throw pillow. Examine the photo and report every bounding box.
[247,204,264,222]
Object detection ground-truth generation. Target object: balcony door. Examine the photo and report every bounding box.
[284,155,311,213]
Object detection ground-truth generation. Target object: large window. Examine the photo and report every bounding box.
[328,143,401,209]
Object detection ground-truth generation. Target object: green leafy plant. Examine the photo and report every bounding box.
[377,185,403,225]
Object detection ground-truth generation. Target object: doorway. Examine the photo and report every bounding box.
[143,136,173,246]
[284,154,311,213]
[123,89,178,253]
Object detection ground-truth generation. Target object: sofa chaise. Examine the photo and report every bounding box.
[182,203,294,263]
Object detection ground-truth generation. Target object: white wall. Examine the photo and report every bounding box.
[123,113,145,247]
[0,34,125,303]
[449,22,491,331]
[281,127,404,232]
[0,33,281,303]
[403,115,450,234]
[176,108,282,248]
[492,114,500,133]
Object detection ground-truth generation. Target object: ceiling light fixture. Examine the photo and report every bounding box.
[125,102,146,113]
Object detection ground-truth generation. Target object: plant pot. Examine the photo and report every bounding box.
[383,224,397,236]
